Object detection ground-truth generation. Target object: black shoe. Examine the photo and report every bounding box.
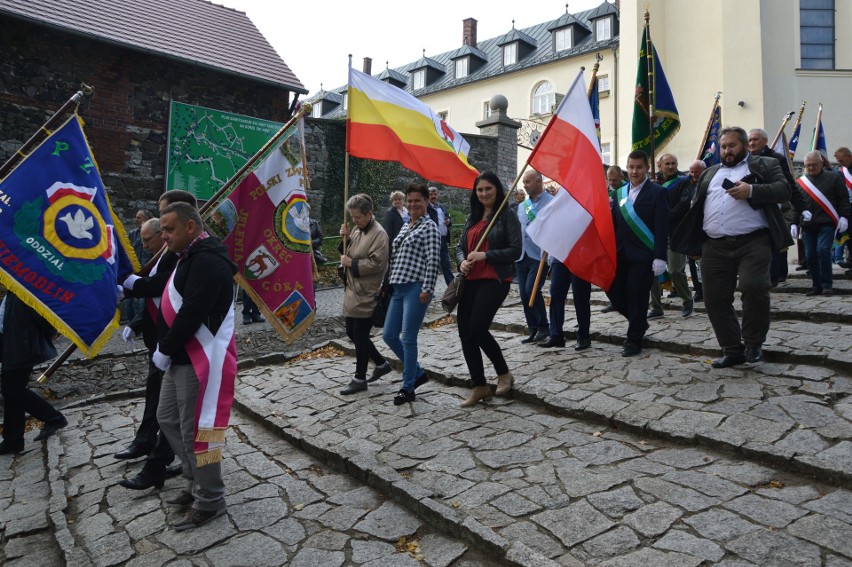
[822,289,834,296]
[166,491,195,507]
[340,379,367,395]
[622,343,641,357]
[114,443,150,460]
[368,361,392,383]
[393,389,415,406]
[242,317,252,324]
[520,331,539,344]
[118,469,165,490]
[173,507,227,531]
[574,338,592,351]
[165,463,183,478]
[693,292,704,302]
[538,336,565,348]
[601,303,616,313]
[533,329,549,342]
[0,440,25,455]
[34,416,67,441]
[667,291,678,298]
[711,353,747,368]
[647,310,664,320]
[414,372,430,389]
[806,288,822,296]
[795,265,808,271]
[745,345,764,364]
[681,304,694,318]
[251,314,266,323]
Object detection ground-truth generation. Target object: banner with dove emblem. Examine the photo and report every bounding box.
[208,118,315,343]
[0,115,139,356]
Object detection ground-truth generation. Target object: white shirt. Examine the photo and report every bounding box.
[628,178,647,203]
[432,204,448,237]
[703,156,768,238]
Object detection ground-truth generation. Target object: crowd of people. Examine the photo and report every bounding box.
[3,124,850,534]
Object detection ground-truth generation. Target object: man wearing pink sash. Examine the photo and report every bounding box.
[153,202,237,531]
[793,151,851,296]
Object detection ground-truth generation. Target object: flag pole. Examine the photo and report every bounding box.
[342,54,353,256]
[770,110,795,150]
[810,102,823,152]
[587,54,602,99]
[0,84,94,180]
[696,91,721,161]
[789,100,806,158]
[37,101,311,384]
[645,11,656,179]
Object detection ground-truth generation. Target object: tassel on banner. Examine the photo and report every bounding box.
[195,448,223,467]
[195,428,227,444]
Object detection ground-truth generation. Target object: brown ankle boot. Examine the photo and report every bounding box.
[495,373,514,396]
[460,386,493,407]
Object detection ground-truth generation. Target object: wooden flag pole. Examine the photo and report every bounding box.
[529,252,549,308]
[696,91,722,161]
[0,84,93,180]
[37,100,311,384]
[645,11,656,179]
[770,110,796,151]
[342,54,353,256]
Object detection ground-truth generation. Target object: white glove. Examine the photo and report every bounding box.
[121,326,135,343]
[838,217,849,233]
[116,285,125,303]
[152,347,171,372]
[123,274,141,290]
[802,210,813,222]
[790,224,798,240]
[652,259,668,277]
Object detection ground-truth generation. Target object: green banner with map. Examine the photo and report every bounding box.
[165,101,283,200]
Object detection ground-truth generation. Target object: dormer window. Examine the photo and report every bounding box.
[503,42,518,66]
[412,69,426,90]
[343,92,348,111]
[455,57,469,79]
[554,27,572,52]
[311,104,323,118]
[595,16,612,41]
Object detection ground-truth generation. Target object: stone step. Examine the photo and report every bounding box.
[495,293,852,376]
[235,351,852,565]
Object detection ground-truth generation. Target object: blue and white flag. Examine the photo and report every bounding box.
[700,105,721,167]
[0,115,138,356]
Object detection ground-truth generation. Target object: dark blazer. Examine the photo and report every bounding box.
[427,203,452,244]
[381,207,406,245]
[1,293,57,371]
[128,251,178,351]
[456,207,522,282]
[610,180,669,263]
[671,155,793,254]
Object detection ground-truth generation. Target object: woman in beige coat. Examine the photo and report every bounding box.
[339,194,391,395]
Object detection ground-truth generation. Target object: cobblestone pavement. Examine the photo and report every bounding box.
[1,399,490,567]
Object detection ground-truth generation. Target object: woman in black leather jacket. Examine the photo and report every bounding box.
[455,171,522,407]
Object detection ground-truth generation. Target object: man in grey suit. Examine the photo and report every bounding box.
[672,127,792,368]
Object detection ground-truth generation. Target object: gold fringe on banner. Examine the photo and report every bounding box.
[195,428,226,444]
[195,448,223,467]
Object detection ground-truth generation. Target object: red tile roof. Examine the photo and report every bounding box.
[0,0,306,93]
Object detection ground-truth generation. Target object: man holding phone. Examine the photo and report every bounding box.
[672,127,792,368]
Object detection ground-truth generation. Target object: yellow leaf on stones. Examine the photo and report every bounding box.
[294,504,305,511]
[415,554,425,560]
[290,345,346,362]
[452,501,460,508]
[592,431,603,437]
[769,480,785,488]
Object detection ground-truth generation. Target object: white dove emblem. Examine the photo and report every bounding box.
[59,209,95,240]
[288,204,311,234]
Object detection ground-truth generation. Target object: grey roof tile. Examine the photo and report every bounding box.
[0,0,306,93]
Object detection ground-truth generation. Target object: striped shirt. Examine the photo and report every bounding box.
[389,215,440,294]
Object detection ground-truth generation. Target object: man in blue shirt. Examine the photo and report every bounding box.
[516,169,553,344]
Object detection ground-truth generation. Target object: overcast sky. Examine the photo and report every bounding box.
[215,0,604,96]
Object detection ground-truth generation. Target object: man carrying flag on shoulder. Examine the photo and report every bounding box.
[794,151,850,297]
[833,147,852,269]
[152,202,238,531]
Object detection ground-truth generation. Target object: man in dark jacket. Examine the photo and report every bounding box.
[794,151,851,296]
[672,127,792,368]
[153,202,238,531]
[0,293,66,454]
[606,150,669,357]
[428,186,455,285]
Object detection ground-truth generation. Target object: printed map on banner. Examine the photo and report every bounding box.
[208,119,315,342]
[166,101,283,200]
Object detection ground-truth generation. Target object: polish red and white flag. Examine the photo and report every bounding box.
[525,70,617,291]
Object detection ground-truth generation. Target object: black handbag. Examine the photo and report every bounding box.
[441,274,466,313]
[372,283,392,327]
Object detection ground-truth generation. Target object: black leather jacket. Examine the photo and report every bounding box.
[455,207,522,282]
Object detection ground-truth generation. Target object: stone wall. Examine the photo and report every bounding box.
[0,18,292,222]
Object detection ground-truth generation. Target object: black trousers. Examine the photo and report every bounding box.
[134,357,164,450]
[457,279,510,386]
[688,257,703,295]
[1,365,64,444]
[606,256,654,345]
[701,232,772,354]
[346,316,386,379]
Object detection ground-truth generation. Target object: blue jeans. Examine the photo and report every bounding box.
[516,256,548,333]
[549,262,591,340]
[803,226,835,291]
[382,282,428,391]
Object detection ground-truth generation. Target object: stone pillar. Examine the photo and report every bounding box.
[476,94,521,187]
